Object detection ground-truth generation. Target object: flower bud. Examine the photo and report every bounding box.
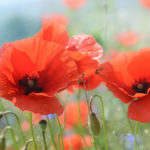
[88,112,101,136]
[39,120,47,132]
[0,135,6,150]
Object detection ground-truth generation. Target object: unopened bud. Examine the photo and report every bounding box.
[88,112,101,136]
[0,135,6,150]
[39,120,47,132]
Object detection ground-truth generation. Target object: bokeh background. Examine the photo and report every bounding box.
[1,0,150,150]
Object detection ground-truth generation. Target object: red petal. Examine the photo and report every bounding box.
[67,34,103,61]
[81,74,102,90]
[128,95,150,123]
[11,38,65,70]
[128,48,150,81]
[35,21,69,47]
[61,51,78,86]
[13,93,64,115]
[38,57,68,96]
[11,49,35,81]
[98,62,132,103]
[69,51,99,75]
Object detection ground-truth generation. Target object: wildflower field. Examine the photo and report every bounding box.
[1,0,150,150]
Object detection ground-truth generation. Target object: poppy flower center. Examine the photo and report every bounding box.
[18,74,43,96]
[132,79,149,94]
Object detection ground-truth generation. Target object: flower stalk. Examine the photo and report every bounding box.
[0,111,25,144]
[39,120,48,150]
[134,121,139,150]
[29,113,37,150]
[90,95,109,150]
[46,116,58,150]
[21,139,33,150]
[56,114,64,150]
[0,126,16,150]
[0,100,18,150]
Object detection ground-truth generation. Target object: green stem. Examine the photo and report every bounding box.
[76,89,89,149]
[2,111,25,144]
[90,95,109,150]
[0,100,18,150]
[56,114,64,150]
[21,139,33,150]
[134,122,139,150]
[93,135,98,150]
[46,116,58,150]
[42,131,47,150]
[29,113,37,150]
[1,126,14,137]
[77,89,82,125]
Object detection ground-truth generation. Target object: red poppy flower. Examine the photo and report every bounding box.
[0,36,78,115]
[59,101,89,128]
[98,48,150,123]
[63,134,91,150]
[41,14,69,26]
[37,23,103,90]
[116,31,139,47]
[62,0,87,9]
[139,0,150,8]
[67,34,103,90]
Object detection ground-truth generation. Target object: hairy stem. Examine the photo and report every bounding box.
[29,113,37,150]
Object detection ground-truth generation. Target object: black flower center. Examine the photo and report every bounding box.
[132,79,149,94]
[18,74,43,95]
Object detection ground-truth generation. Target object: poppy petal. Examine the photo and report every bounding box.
[11,38,65,71]
[98,62,132,103]
[83,74,102,90]
[11,49,35,80]
[35,21,69,47]
[38,58,68,95]
[128,48,150,80]
[13,93,63,115]
[128,95,150,123]
[67,34,103,61]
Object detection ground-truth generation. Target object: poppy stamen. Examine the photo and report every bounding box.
[132,79,149,94]
[18,74,43,96]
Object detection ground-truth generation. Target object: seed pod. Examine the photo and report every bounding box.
[39,120,47,132]
[0,135,6,150]
[88,112,101,136]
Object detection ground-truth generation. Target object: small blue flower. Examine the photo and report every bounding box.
[124,134,141,150]
[42,114,56,120]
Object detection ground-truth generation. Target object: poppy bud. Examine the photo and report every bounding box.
[0,135,6,150]
[88,112,101,136]
[39,120,47,133]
